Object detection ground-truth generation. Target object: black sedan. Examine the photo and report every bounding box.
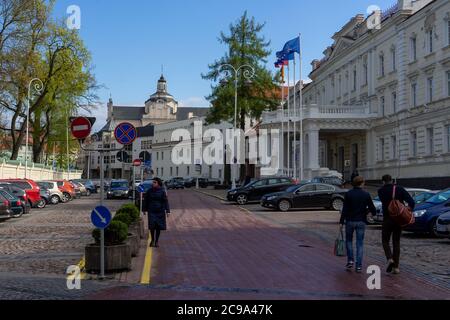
[261,183,347,212]
[227,177,295,205]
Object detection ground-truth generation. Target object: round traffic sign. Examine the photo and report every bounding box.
[137,185,146,193]
[91,206,112,229]
[114,122,137,146]
[133,159,142,167]
[71,117,92,140]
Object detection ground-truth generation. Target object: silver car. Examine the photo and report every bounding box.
[38,181,65,204]
[436,212,450,238]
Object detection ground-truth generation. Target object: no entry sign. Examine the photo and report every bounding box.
[114,122,137,146]
[71,117,92,140]
[133,159,142,167]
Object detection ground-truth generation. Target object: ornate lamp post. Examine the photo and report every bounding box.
[26,78,44,179]
[219,64,255,190]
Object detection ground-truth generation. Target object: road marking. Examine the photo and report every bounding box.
[140,236,153,285]
[238,206,252,215]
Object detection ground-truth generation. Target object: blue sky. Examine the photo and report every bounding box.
[53,0,396,130]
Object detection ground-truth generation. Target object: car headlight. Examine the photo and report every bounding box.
[414,210,427,218]
[267,196,277,201]
[229,191,237,195]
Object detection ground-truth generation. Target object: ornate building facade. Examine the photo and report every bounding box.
[262,0,450,188]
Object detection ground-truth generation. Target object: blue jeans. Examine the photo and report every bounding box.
[345,221,366,269]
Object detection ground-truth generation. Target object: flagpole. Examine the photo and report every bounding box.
[287,61,291,178]
[299,34,304,182]
[281,65,285,176]
[293,55,297,181]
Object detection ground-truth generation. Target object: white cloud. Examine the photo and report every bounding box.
[179,97,210,108]
[79,104,107,133]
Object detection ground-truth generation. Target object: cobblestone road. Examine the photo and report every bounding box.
[0,195,129,299]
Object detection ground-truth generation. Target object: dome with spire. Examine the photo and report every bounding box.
[146,74,175,104]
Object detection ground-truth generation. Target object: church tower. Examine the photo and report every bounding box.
[143,74,178,125]
[157,75,167,93]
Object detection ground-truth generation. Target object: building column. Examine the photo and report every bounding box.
[307,128,320,171]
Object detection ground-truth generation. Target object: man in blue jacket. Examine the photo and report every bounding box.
[340,176,376,273]
[378,175,415,275]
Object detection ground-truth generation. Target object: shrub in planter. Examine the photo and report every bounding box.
[116,205,140,224]
[92,220,128,245]
[113,212,133,227]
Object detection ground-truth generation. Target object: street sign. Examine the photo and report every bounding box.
[114,122,137,146]
[144,160,152,168]
[71,117,92,140]
[133,159,142,167]
[91,206,112,229]
[137,185,146,193]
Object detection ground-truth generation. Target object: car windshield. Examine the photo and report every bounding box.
[111,181,128,188]
[38,182,52,189]
[426,190,450,205]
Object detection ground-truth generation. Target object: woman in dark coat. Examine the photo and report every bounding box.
[143,178,170,248]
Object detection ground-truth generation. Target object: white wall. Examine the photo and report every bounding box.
[0,161,82,181]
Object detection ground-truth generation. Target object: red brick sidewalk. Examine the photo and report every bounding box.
[88,190,450,300]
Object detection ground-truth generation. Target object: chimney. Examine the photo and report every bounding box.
[311,59,321,71]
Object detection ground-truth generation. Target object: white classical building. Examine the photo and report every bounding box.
[262,0,450,188]
[79,75,210,179]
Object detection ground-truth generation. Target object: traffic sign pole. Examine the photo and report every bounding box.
[99,152,105,280]
[140,167,144,215]
[133,165,136,203]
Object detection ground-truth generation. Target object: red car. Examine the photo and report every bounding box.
[0,179,41,208]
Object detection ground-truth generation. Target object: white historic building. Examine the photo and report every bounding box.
[80,75,209,179]
[262,0,450,188]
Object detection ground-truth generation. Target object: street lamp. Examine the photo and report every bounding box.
[26,78,44,179]
[219,64,255,190]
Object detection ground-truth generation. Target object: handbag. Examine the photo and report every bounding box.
[334,229,346,257]
[388,186,415,227]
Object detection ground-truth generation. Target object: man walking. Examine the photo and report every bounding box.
[377,175,415,274]
[340,176,376,273]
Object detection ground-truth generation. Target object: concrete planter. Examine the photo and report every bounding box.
[127,233,139,257]
[130,218,145,239]
[85,243,131,273]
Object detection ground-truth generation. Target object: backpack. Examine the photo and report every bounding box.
[388,186,415,227]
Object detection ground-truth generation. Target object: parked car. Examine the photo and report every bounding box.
[71,180,89,196]
[311,176,345,188]
[107,180,131,199]
[0,183,31,214]
[0,189,25,218]
[0,179,42,208]
[261,183,348,212]
[53,180,76,202]
[436,212,450,238]
[0,193,13,221]
[76,180,97,194]
[208,178,221,187]
[227,177,295,205]
[166,178,185,190]
[37,187,49,209]
[372,189,438,224]
[38,181,65,204]
[405,189,450,237]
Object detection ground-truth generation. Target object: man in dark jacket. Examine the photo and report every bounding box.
[378,175,415,274]
[340,176,376,273]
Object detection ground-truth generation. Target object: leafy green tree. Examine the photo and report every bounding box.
[202,11,279,130]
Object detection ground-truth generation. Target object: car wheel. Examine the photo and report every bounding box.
[236,194,248,205]
[37,199,46,209]
[12,209,24,219]
[278,200,291,212]
[86,190,91,197]
[332,198,344,212]
[50,195,60,205]
[62,193,70,203]
[429,218,439,238]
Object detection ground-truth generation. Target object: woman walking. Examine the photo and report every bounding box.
[143,178,171,248]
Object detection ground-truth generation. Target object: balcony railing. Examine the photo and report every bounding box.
[262,104,377,124]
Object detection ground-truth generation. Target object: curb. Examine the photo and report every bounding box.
[193,189,251,215]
